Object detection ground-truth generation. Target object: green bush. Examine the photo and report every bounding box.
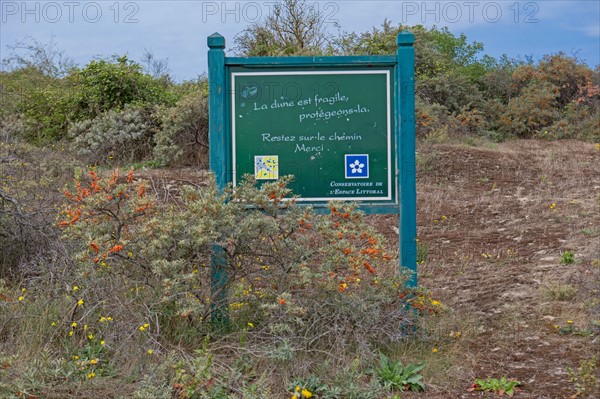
[69,55,176,120]
[415,99,459,140]
[544,101,600,140]
[340,22,489,119]
[69,106,157,165]
[0,67,77,142]
[418,71,484,115]
[0,114,26,143]
[1,53,177,143]
[500,81,560,137]
[153,91,209,166]
[483,63,519,104]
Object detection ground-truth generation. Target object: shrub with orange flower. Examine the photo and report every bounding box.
[58,168,154,270]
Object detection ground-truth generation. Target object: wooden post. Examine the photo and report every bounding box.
[207,33,229,324]
[208,32,227,188]
[396,31,417,288]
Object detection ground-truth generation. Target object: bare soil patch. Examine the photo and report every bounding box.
[392,140,599,398]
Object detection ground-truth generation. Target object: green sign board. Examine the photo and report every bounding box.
[207,32,417,288]
[231,70,394,203]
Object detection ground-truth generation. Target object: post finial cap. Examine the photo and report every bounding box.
[397,31,415,46]
[208,33,225,49]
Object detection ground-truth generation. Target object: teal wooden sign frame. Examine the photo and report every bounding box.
[208,32,416,288]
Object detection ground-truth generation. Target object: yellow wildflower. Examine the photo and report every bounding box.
[77,298,84,306]
[147,349,153,355]
[247,322,254,328]
[87,372,95,379]
[432,348,438,353]
[301,388,313,398]
[71,322,77,328]
[90,359,98,365]
[100,340,105,346]
[567,320,573,325]
[69,331,74,336]
[450,330,461,338]
[72,286,79,291]
[88,333,93,340]
[18,296,24,301]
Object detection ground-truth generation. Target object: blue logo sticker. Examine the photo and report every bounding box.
[345,154,369,179]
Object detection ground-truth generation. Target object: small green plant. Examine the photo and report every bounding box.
[128,159,164,170]
[416,239,429,265]
[543,283,577,301]
[288,376,327,398]
[581,228,598,236]
[560,251,575,265]
[292,359,385,399]
[172,341,229,399]
[69,340,111,380]
[288,384,316,398]
[556,320,588,336]
[468,376,522,397]
[374,354,425,392]
[567,357,598,397]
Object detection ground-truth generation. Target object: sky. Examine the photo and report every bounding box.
[1,0,599,81]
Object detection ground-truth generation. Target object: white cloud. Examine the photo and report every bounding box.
[576,24,600,38]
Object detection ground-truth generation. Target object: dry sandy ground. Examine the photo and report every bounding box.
[392,140,599,399]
